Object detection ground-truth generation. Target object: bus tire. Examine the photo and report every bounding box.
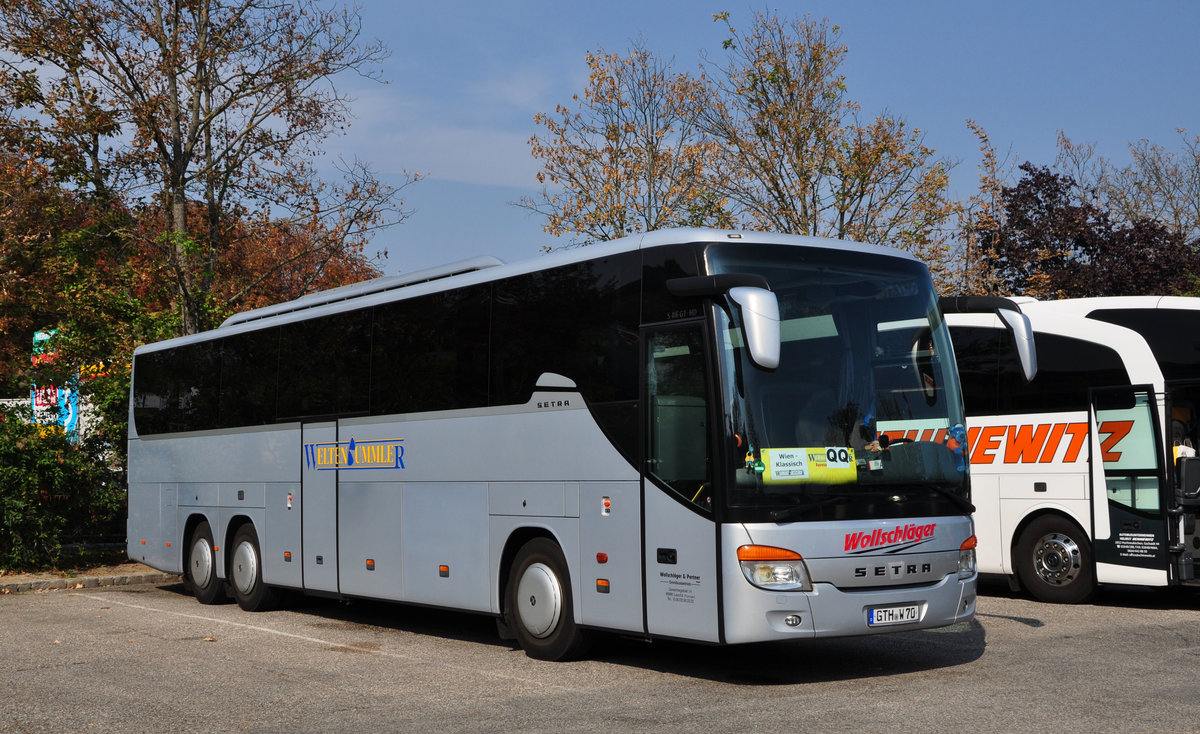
[229,524,280,612]
[505,537,590,661]
[187,521,226,605]
[1015,515,1095,604]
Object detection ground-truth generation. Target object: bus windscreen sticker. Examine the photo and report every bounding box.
[761,447,856,484]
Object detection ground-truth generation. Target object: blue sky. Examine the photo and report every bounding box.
[323,1,1200,275]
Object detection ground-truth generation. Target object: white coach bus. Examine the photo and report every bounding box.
[127,228,1012,660]
[943,296,1200,603]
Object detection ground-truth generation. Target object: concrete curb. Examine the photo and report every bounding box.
[0,571,181,595]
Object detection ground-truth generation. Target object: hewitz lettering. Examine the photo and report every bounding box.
[880,420,1134,465]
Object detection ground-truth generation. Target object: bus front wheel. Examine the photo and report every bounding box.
[187,521,226,605]
[505,538,589,661]
[1015,515,1095,604]
[229,524,280,612]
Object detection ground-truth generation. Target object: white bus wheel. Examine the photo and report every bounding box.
[505,538,590,661]
[187,521,227,605]
[229,524,280,612]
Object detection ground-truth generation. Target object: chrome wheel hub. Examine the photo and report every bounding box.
[1033,532,1081,586]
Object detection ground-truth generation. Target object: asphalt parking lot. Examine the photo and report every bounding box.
[2,578,1198,733]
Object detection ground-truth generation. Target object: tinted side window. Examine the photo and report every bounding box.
[491,256,640,406]
[645,324,712,512]
[372,285,491,415]
[132,351,168,435]
[642,244,701,324]
[1089,308,1197,382]
[132,340,221,434]
[218,328,279,428]
[491,255,641,463]
[948,325,1001,415]
[278,308,371,420]
[1000,332,1129,414]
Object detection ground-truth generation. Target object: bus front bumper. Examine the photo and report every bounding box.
[721,573,977,645]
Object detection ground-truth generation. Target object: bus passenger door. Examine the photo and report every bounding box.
[1089,386,1171,582]
[641,323,721,642]
[301,421,340,594]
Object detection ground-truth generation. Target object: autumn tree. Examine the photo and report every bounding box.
[522,43,728,245]
[215,212,381,312]
[983,163,1199,298]
[949,120,1011,296]
[0,148,132,378]
[0,0,415,334]
[699,12,957,281]
[1057,129,1200,243]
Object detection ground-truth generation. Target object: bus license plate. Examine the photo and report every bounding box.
[868,604,920,626]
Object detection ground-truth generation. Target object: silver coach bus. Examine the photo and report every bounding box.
[127,228,1001,660]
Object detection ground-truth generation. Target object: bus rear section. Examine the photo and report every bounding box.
[127,228,981,659]
[948,303,1200,602]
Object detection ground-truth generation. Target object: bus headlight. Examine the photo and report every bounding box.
[958,535,978,579]
[737,545,813,591]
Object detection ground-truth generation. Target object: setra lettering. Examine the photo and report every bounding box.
[854,562,934,578]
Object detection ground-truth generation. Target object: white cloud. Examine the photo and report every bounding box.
[401,126,539,189]
[326,71,556,189]
[464,65,560,120]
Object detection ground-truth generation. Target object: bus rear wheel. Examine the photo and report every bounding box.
[229,524,280,612]
[1015,515,1095,604]
[505,538,589,661]
[187,521,226,605]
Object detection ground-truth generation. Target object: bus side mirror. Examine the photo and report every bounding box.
[667,274,781,371]
[1178,456,1200,506]
[728,286,780,370]
[997,308,1038,383]
[939,296,1037,383]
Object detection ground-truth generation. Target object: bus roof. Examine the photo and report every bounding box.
[1016,295,1200,316]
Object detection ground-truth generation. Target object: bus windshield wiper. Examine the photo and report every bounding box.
[914,483,975,514]
[769,495,852,522]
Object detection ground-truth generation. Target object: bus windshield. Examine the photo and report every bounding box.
[707,244,969,522]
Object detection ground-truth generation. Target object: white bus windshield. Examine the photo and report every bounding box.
[708,245,968,522]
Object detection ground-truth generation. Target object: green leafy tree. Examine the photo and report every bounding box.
[0,405,125,570]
